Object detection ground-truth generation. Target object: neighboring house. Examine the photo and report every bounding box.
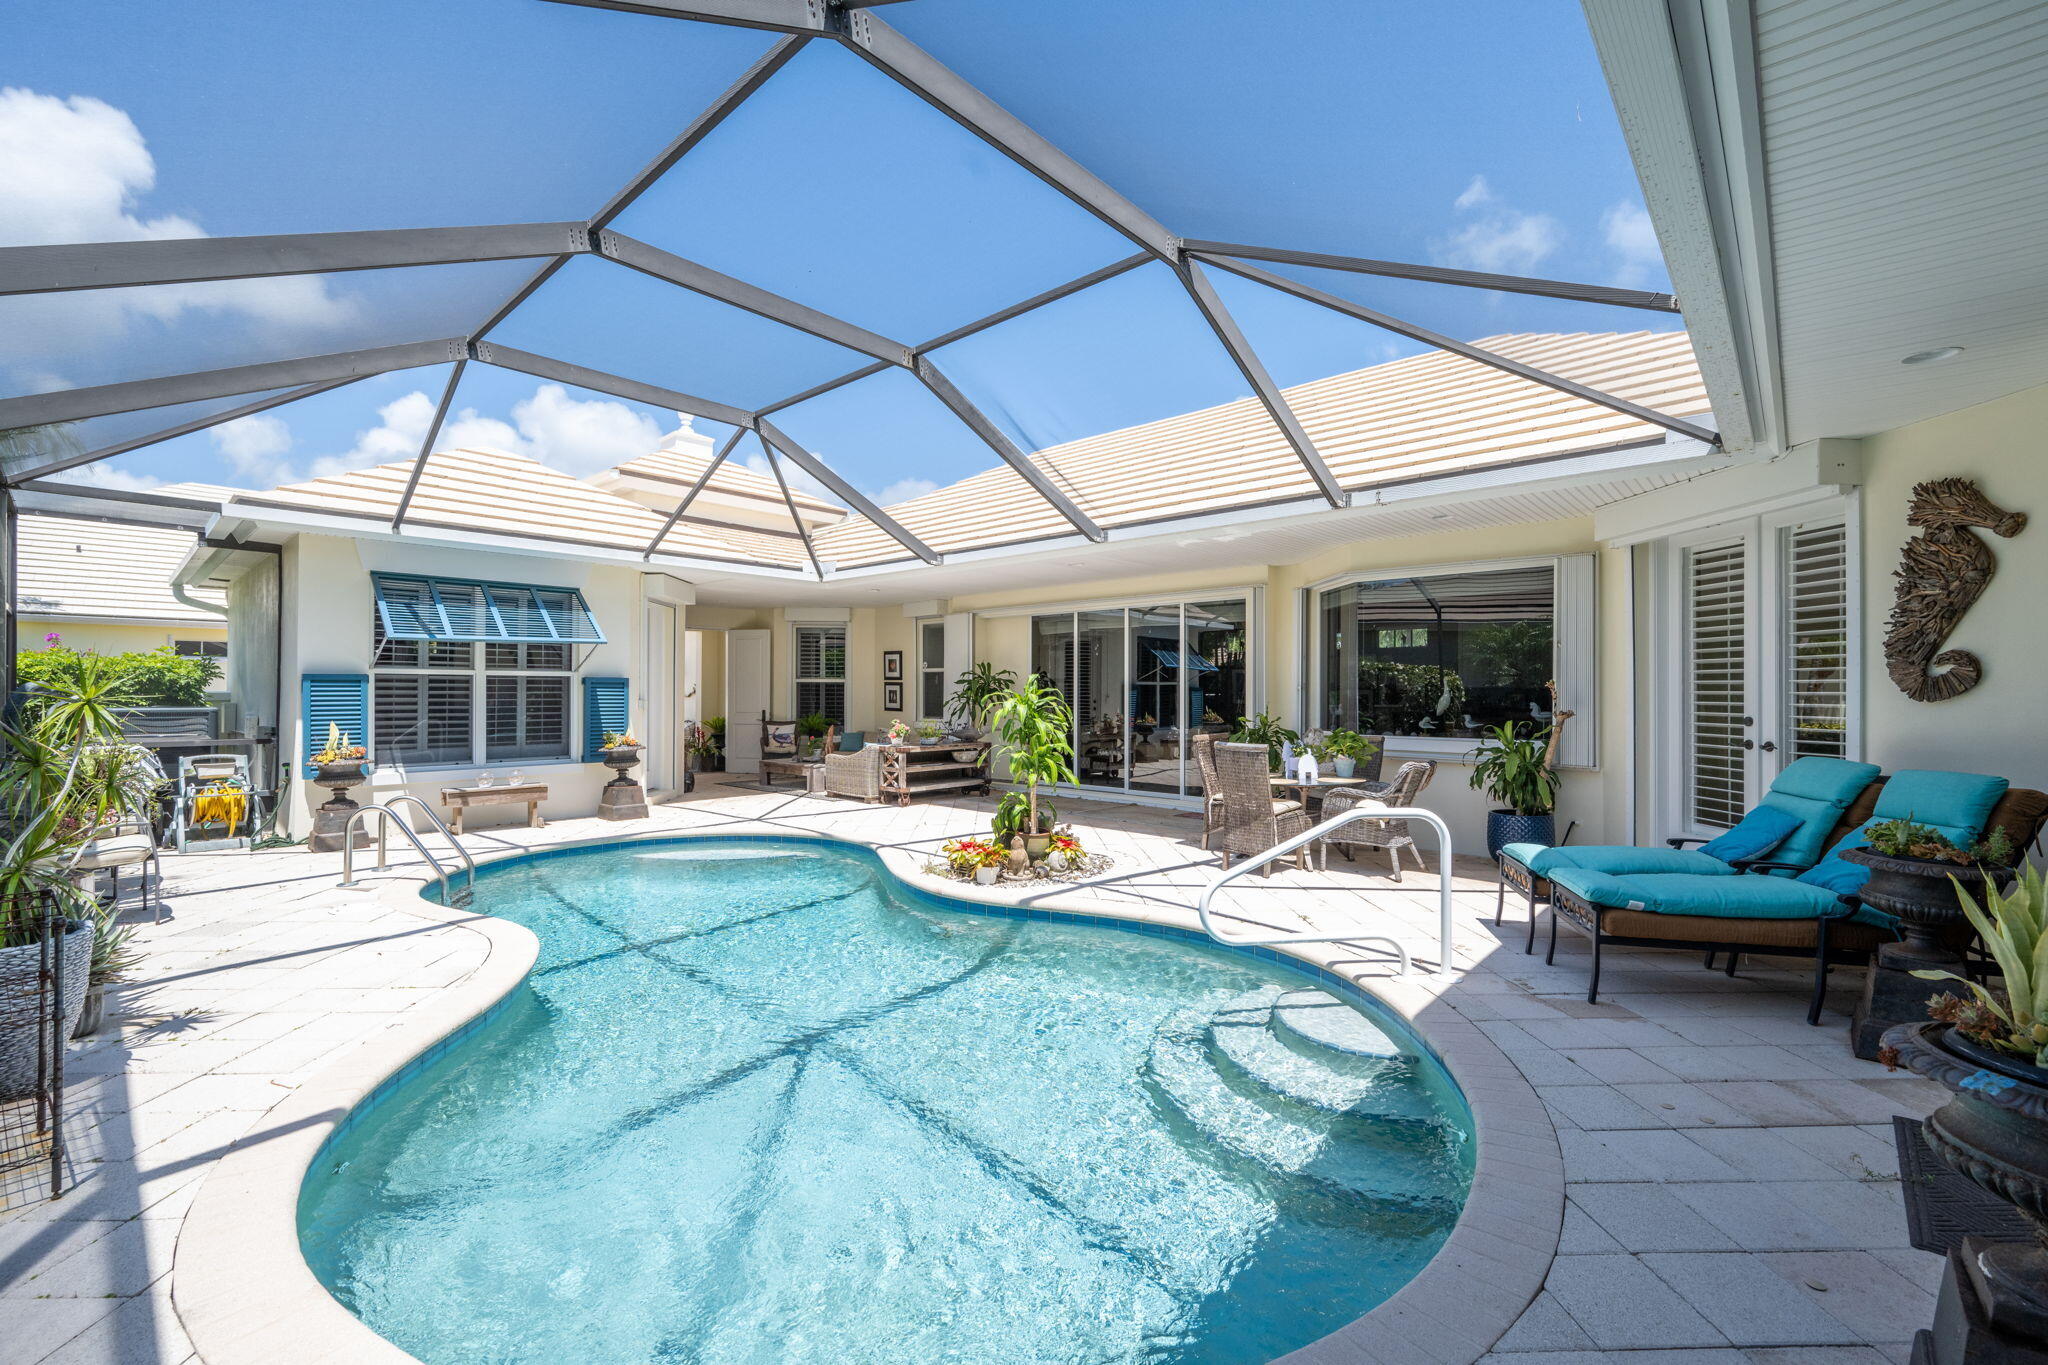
[15,510,229,682]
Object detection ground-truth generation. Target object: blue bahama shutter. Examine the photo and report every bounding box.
[582,677,629,762]
[302,674,369,776]
[372,573,605,644]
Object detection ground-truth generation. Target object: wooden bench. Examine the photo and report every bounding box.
[439,783,548,834]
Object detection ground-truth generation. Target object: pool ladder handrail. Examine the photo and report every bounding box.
[1196,802,1456,978]
[337,797,476,906]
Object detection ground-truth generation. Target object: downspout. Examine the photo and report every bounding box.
[170,582,228,619]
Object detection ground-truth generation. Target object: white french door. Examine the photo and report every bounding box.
[1660,500,1857,838]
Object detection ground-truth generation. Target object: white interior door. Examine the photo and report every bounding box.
[1660,500,1855,839]
[725,628,770,774]
[644,601,676,791]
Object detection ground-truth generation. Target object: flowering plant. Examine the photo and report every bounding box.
[941,836,1006,873]
[887,719,913,743]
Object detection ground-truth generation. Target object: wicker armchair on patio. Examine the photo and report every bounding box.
[1214,741,1311,874]
[1191,731,1227,849]
[823,741,885,803]
[1315,760,1438,880]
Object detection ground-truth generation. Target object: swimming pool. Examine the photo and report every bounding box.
[299,838,1473,1364]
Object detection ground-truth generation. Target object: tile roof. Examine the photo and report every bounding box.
[608,443,845,519]
[16,514,227,624]
[813,331,1709,566]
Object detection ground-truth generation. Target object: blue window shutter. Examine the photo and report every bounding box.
[582,677,629,762]
[302,674,369,777]
[373,573,605,644]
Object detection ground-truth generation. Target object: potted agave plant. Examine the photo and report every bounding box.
[1883,866,2048,1342]
[308,723,369,853]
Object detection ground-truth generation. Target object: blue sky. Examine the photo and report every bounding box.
[0,0,1676,507]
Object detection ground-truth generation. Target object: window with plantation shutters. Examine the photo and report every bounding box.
[793,626,846,725]
[486,676,570,760]
[375,674,473,766]
[1781,520,1849,761]
[1684,540,1748,830]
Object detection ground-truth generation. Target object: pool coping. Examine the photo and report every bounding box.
[172,824,1562,1365]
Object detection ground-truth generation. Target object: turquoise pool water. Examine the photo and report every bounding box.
[299,839,1472,1364]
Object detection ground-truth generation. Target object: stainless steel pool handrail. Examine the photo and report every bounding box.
[337,798,475,905]
[1196,803,1456,978]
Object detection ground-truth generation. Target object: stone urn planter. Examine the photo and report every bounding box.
[1885,1020,2048,1354]
[598,745,650,821]
[1849,848,2016,1058]
[0,920,93,1101]
[308,760,370,853]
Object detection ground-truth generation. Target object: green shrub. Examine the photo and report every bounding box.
[17,644,221,708]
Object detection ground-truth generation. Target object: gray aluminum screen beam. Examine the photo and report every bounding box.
[642,426,748,558]
[537,0,829,33]
[596,232,911,366]
[912,358,1104,541]
[390,359,467,533]
[0,337,467,430]
[0,224,589,297]
[756,361,892,417]
[1176,259,1345,507]
[759,432,825,578]
[1200,254,1721,447]
[1179,240,1682,313]
[3,376,363,486]
[755,417,940,564]
[467,341,754,430]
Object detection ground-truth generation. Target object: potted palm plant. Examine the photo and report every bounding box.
[946,663,1016,739]
[991,677,1076,862]
[1230,711,1301,773]
[796,713,832,757]
[1468,719,1559,859]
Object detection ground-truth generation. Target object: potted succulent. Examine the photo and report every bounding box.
[946,662,1017,740]
[1323,728,1378,780]
[991,678,1076,863]
[1843,818,2017,970]
[1883,866,2048,1331]
[305,723,370,853]
[915,720,943,747]
[941,836,1005,886]
[1231,711,1301,773]
[1468,719,1559,859]
[598,731,649,820]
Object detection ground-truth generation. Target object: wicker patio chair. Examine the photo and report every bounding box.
[1190,731,1226,849]
[1316,760,1438,880]
[1214,741,1310,874]
[1355,734,1388,785]
[823,742,884,802]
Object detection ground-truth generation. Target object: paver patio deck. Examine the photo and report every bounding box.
[0,774,1952,1364]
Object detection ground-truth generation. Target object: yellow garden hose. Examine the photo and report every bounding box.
[191,782,247,838]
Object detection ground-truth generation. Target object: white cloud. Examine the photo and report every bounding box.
[0,87,356,363]
[1602,200,1662,285]
[1431,176,1563,276]
[494,384,665,477]
[209,413,295,485]
[307,391,437,479]
[65,461,162,492]
[872,477,937,506]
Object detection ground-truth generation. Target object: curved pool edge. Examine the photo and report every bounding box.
[173,825,1561,1365]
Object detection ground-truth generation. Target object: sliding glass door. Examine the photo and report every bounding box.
[1027,597,1249,799]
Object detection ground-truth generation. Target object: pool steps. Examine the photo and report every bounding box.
[1142,988,1457,1211]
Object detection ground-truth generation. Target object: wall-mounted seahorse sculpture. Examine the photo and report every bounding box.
[1884,477,2027,702]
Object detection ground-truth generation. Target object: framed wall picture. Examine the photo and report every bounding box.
[883,681,904,712]
[882,650,904,681]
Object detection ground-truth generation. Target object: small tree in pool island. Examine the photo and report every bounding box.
[990,675,1076,844]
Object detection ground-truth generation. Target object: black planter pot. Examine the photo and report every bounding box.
[1486,810,1555,861]
[1885,1021,2048,1347]
[1843,846,2010,970]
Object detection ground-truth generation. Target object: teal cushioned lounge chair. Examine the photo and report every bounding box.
[1540,770,2045,1023]
[1494,756,1882,953]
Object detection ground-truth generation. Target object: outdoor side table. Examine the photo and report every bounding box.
[439,783,548,835]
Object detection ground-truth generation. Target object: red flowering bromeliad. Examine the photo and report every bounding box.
[940,837,1006,875]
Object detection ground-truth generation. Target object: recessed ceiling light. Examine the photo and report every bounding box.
[1901,346,1965,365]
